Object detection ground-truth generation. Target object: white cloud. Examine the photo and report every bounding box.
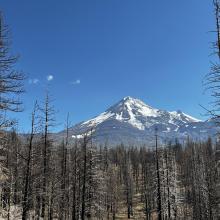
[47,75,54,81]
[33,79,39,84]
[29,78,39,84]
[71,79,81,85]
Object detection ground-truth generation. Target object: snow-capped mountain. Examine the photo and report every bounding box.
[80,96,200,131]
[57,97,219,145]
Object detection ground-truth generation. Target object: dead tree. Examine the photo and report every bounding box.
[21,102,37,220]
[0,11,25,128]
[204,0,220,120]
[40,93,56,219]
[81,135,89,220]
[155,128,162,220]
[59,113,71,220]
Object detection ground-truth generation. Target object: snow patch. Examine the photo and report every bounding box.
[72,130,94,139]
[82,112,114,127]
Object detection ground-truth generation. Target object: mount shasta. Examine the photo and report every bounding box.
[57,97,218,145]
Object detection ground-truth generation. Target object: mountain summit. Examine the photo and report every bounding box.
[80,96,200,131]
[57,97,217,145]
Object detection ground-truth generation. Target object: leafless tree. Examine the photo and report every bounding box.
[0,12,25,129]
[21,102,38,220]
[204,0,220,121]
[39,92,56,219]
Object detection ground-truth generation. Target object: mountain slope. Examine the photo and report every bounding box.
[57,97,218,145]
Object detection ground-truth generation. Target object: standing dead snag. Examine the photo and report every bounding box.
[81,134,89,220]
[205,0,220,118]
[70,141,78,220]
[155,128,162,220]
[0,13,24,215]
[59,113,71,220]
[122,151,133,219]
[0,12,25,125]
[22,102,38,220]
[214,0,220,59]
[39,93,56,219]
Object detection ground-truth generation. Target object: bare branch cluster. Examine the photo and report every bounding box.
[0,12,25,129]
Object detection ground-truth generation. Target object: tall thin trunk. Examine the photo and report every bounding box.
[81,139,87,220]
[155,128,162,220]
[41,94,51,219]
[165,150,171,219]
[22,103,36,220]
[71,144,77,220]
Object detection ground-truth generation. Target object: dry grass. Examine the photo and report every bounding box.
[114,193,146,220]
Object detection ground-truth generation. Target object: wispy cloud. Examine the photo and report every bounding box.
[29,78,39,85]
[71,79,81,85]
[47,75,54,81]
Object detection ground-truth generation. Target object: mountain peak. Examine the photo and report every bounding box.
[169,110,201,123]
[118,96,154,109]
[80,97,201,132]
[120,96,142,104]
[123,96,133,101]
[122,96,139,102]
[65,96,209,145]
[108,96,156,115]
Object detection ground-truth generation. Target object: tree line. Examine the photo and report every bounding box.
[0,118,220,219]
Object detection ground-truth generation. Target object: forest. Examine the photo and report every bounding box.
[0,0,220,219]
[0,124,219,219]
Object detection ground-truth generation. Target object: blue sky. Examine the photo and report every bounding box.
[0,0,215,132]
